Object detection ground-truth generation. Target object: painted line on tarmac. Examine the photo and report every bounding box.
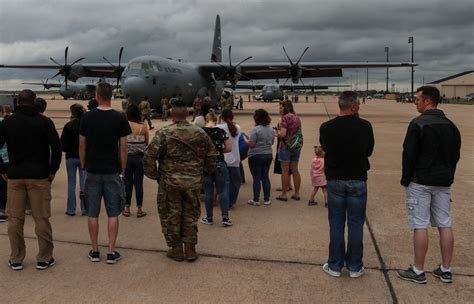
[1,233,473,279]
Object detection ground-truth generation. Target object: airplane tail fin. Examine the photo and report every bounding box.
[211,15,222,62]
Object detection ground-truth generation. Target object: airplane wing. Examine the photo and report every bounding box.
[22,82,62,88]
[197,62,416,81]
[0,63,121,80]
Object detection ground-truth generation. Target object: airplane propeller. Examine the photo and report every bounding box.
[39,79,49,91]
[216,45,253,87]
[281,46,309,85]
[50,46,85,90]
[103,47,125,88]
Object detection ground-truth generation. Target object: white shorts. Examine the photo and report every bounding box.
[405,182,452,229]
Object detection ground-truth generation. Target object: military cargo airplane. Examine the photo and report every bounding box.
[233,83,351,102]
[22,79,96,100]
[0,15,416,109]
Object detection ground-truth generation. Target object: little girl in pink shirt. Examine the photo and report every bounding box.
[309,146,327,207]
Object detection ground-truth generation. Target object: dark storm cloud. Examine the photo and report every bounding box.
[1,0,473,90]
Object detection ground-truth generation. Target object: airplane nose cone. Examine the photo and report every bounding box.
[122,77,147,102]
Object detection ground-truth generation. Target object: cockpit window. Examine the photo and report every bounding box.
[151,62,162,72]
[126,61,153,73]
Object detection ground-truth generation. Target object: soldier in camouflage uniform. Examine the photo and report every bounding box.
[139,96,154,130]
[192,95,201,121]
[144,99,217,262]
[225,93,234,111]
[203,94,212,105]
[160,95,169,121]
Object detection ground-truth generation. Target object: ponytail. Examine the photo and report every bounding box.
[221,109,238,137]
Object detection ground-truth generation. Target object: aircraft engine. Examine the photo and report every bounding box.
[282,46,309,85]
[215,45,252,86]
[49,46,85,89]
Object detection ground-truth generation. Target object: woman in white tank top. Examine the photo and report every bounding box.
[123,104,149,217]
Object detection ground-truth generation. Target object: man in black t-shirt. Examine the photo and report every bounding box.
[80,82,131,265]
[319,91,374,279]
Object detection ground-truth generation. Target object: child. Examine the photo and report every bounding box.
[309,146,327,207]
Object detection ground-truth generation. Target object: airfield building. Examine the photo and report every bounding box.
[429,70,474,98]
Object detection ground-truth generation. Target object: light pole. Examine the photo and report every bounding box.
[408,36,414,97]
[366,61,369,98]
[385,47,389,93]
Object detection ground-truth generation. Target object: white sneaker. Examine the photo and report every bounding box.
[323,263,341,277]
[263,200,271,206]
[349,267,365,278]
[247,200,260,206]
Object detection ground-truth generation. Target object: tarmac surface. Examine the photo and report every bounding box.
[1,95,473,304]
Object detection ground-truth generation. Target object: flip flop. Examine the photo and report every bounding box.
[276,195,288,201]
[137,211,147,218]
[122,210,131,217]
[291,195,300,201]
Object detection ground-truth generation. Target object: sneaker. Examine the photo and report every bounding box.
[107,251,121,264]
[0,214,8,222]
[308,200,318,206]
[397,265,427,284]
[432,265,453,283]
[200,217,213,225]
[323,263,341,277]
[349,267,365,278]
[222,217,233,227]
[8,260,23,271]
[36,258,55,270]
[88,250,100,262]
[65,211,75,216]
[263,200,271,206]
[247,199,260,206]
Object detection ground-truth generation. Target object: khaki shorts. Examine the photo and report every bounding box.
[405,182,452,229]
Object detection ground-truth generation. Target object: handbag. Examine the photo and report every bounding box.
[285,127,303,153]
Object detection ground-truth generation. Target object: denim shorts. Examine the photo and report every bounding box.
[405,182,452,229]
[278,147,301,162]
[84,172,125,218]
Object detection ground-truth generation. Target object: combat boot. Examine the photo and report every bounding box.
[184,243,198,262]
[166,245,184,262]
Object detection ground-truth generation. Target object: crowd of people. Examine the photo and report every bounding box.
[0,84,461,285]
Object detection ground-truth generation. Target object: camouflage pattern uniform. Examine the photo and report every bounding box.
[161,97,169,121]
[225,95,234,110]
[192,96,201,120]
[139,99,153,128]
[121,99,129,112]
[144,121,217,247]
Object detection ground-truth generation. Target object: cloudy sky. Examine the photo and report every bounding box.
[1,0,473,91]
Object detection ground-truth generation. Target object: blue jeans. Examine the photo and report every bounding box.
[327,180,367,272]
[248,154,273,202]
[227,167,241,207]
[66,158,85,214]
[124,154,144,208]
[203,161,230,219]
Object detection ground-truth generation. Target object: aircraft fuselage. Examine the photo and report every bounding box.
[260,84,284,102]
[59,83,95,100]
[121,56,225,108]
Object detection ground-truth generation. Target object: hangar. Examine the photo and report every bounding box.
[429,70,474,98]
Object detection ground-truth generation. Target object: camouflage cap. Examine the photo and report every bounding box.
[169,98,186,108]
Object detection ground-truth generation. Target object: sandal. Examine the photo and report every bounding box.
[276,195,288,201]
[137,210,147,218]
[291,195,300,201]
[122,209,131,217]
